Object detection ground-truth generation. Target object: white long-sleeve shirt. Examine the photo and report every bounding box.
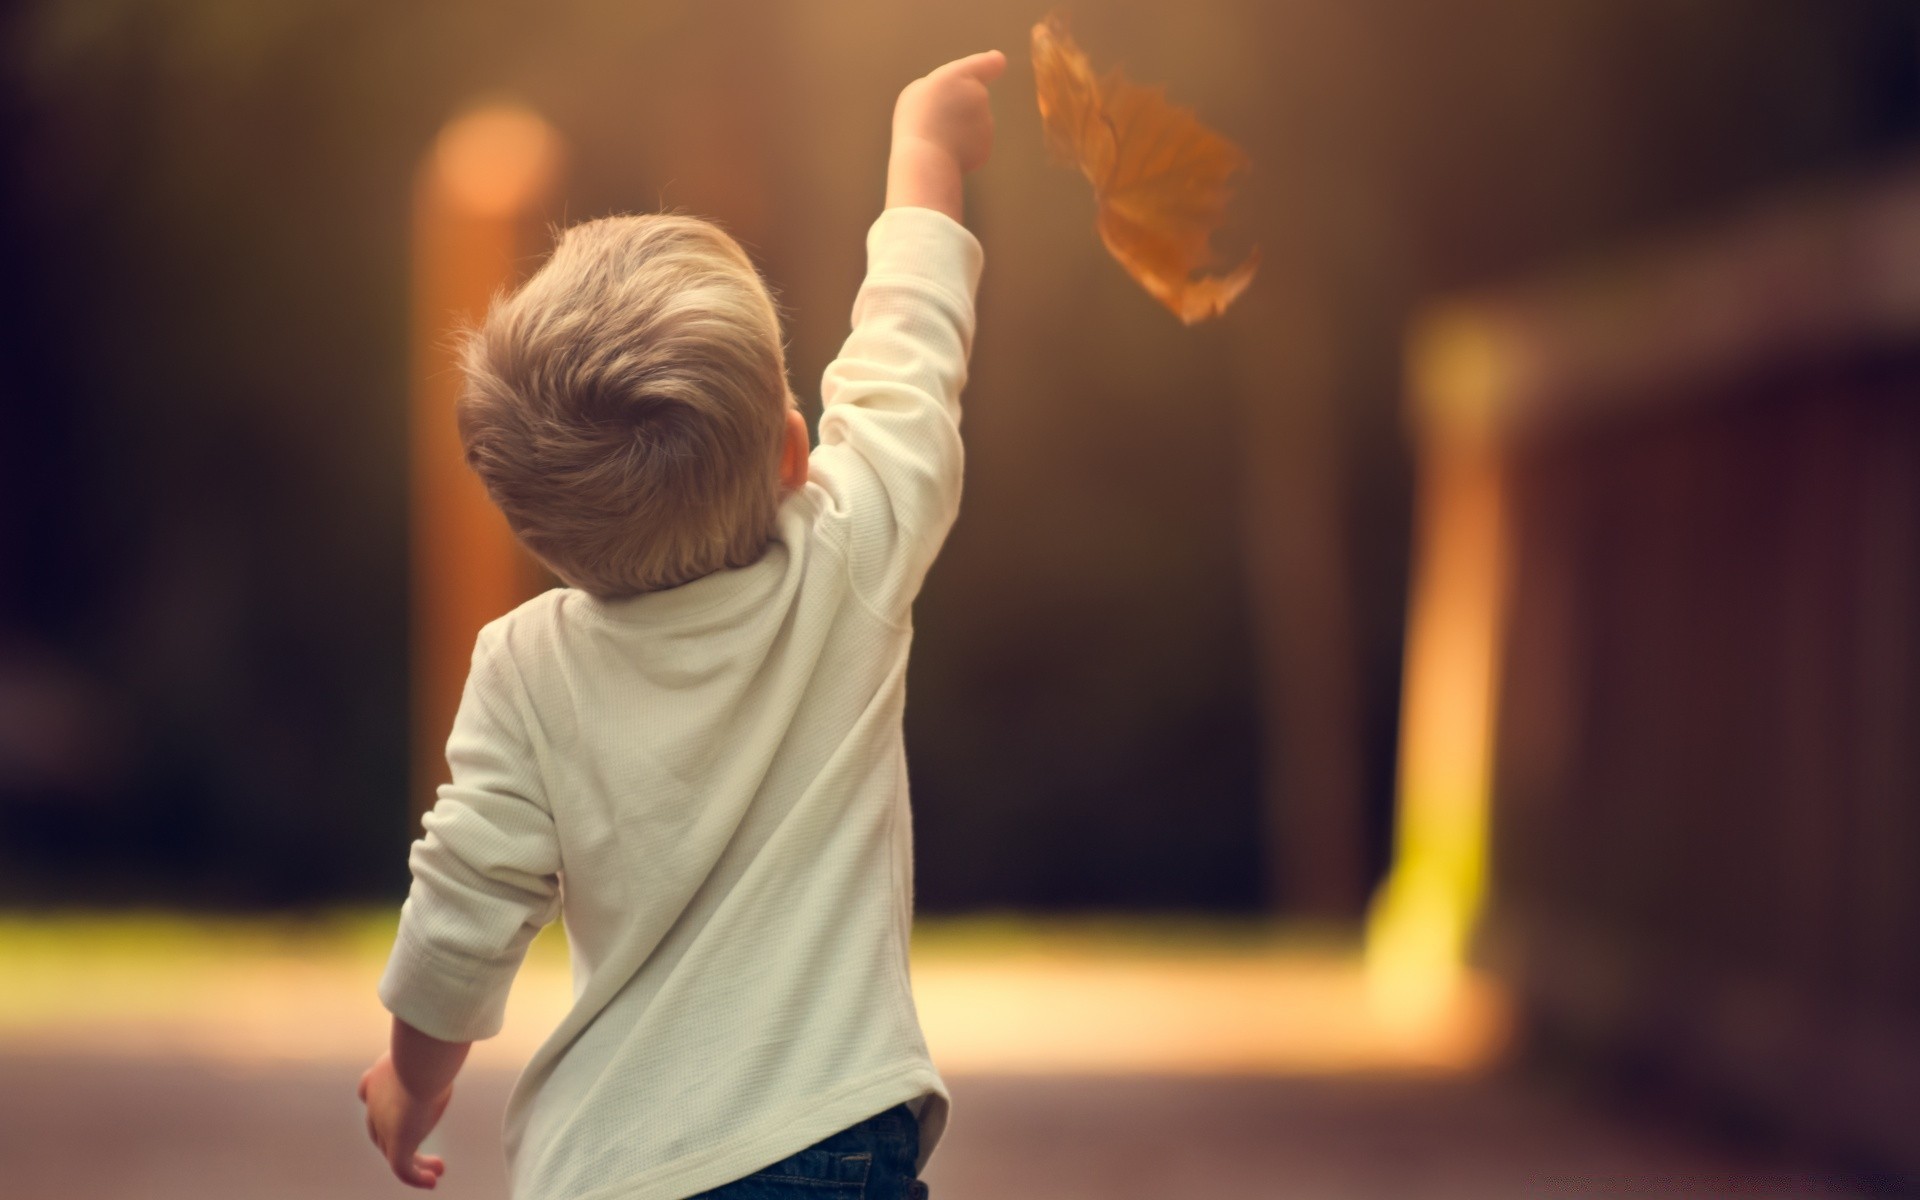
[378,206,980,1200]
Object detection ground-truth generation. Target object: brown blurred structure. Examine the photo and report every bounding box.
[1397,164,1920,1184]
[3,0,1914,915]
[409,106,562,821]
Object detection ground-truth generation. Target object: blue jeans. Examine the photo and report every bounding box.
[686,1104,929,1200]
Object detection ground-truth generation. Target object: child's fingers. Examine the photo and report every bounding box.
[941,50,1007,84]
[412,1153,447,1187]
[391,1151,441,1189]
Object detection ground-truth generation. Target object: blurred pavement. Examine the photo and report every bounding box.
[0,1055,1870,1200]
[0,918,1875,1198]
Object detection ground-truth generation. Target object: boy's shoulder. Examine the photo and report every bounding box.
[467,587,574,668]
[486,586,571,636]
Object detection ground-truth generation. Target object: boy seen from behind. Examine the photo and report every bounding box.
[358,49,1006,1200]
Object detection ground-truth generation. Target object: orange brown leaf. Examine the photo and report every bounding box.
[1032,12,1258,324]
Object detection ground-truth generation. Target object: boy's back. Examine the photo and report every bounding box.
[384,208,976,1197]
[364,53,1003,1200]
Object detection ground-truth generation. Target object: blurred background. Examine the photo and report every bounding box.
[2,1,1917,1196]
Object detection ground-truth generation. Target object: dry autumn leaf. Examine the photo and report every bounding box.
[1032,11,1258,324]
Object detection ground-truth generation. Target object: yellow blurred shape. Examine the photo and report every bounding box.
[915,947,1506,1076]
[0,915,1506,1075]
[1366,311,1513,1044]
[1405,304,1525,446]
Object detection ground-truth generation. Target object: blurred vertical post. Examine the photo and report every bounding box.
[410,104,563,824]
[1229,286,1371,918]
[1367,308,1512,1036]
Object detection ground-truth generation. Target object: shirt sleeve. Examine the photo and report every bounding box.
[810,205,983,619]
[378,623,561,1042]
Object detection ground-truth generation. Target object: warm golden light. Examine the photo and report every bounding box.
[1367,315,1514,1040]
[409,103,563,821]
[430,104,565,220]
[1405,305,1524,445]
[0,917,1504,1076]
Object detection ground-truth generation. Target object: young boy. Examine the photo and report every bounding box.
[357,49,1005,1200]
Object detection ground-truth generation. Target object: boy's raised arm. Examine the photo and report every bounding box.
[809,51,1001,618]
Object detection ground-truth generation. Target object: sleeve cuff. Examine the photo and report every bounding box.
[376,917,518,1043]
[867,206,984,302]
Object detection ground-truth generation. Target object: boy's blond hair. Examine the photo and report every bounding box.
[457,214,792,598]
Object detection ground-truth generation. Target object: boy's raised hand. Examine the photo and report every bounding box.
[887,49,1007,222]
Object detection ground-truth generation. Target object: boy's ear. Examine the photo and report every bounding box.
[778,407,810,493]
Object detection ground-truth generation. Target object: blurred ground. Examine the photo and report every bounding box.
[0,1058,1870,1200]
[0,916,1872,1199]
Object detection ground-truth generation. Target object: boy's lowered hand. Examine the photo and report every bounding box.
[887,49,1007,223]
[358,1019,470,1189]
[359,1053,451,1188]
